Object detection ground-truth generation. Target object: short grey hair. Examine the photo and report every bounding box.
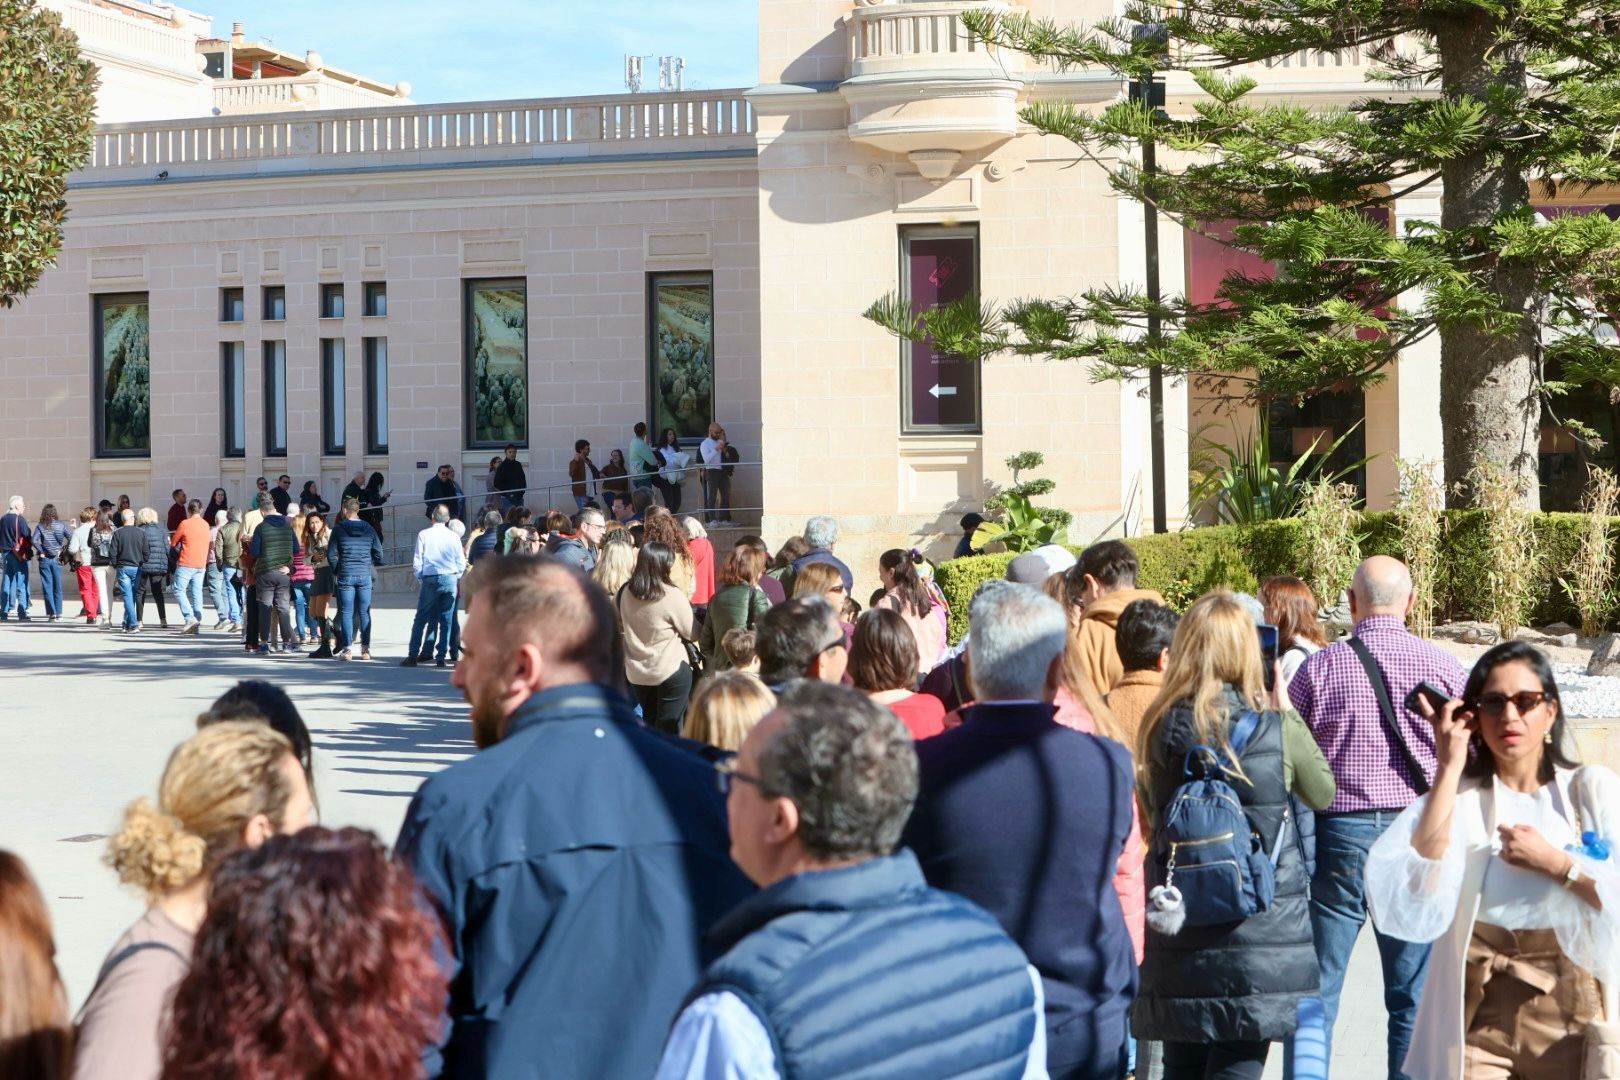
[215,510,229,527]
[432,505,451,524]
[578,507,605,528]
[120,509,134,525]
[6,496,21,512]
[757,681,918,861]
[967,583,1068,702]
[803,515,838,549]
[227,507,242,523]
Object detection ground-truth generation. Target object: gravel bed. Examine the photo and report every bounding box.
[1551,664,1620,720]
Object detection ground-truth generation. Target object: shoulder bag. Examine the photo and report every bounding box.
[1345,636,1431,796]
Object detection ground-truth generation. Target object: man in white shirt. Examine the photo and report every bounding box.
[699,421,733,527]
[403,505,465,668]
[655,681,1049,1080]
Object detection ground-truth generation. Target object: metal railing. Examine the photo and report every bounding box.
[363,461,763,566]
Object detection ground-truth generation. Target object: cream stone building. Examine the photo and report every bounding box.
[5,0,1614,583]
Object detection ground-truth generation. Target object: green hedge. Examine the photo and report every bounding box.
[933,511,1615,643]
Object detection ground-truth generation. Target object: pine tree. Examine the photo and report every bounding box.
[865,2,1620,509]
[0,0,96,307]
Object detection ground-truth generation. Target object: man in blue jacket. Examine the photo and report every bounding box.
[327,496,384,660]
[397,555,752,1079]
[904,582,1138,1080]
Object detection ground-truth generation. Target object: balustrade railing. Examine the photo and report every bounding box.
[44,0,197,74]
[845,1,1018,75]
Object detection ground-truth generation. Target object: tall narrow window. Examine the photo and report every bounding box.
[647,273,715,442]
[263,341,287,457]
[263,286,286,321]
[95,293,151,457]
[364,337,388,453]
[321,283,344,319]
[899,225,981,433]
[463,279,528,449]
[364,281,387,317]
[322,338,346,455]
[221,287,244,322]
[222,342,245,457]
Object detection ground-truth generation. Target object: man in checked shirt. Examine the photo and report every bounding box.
[1288,555,1467,1080]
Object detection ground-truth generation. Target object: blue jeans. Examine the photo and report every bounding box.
[1312,810,1430,1080]
[116,564,140,628]
[1,553,29,616]
[208,566,241,622]
[173,565,205,622]
[37,558,63,616]
[407,574,458,661]
[336,579,373,651]
[292,580,312,638]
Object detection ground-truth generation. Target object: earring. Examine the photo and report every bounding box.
[1545,730,1553,745]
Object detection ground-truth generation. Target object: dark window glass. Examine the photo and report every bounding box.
[900,226,980,432]
[263,341,287,457]
[321,338,346,455]
[363,281,387,317]
[222,342,245,457]
[364,337,388,453]
[221,288,244,322]
[263,286,286,321]
[94,293,151,457]
[321,283,344,319]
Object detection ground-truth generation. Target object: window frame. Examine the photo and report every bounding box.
[221,341,246,458]
[320,283,345,320]
[93,292,152,459]
[262,286,286,322]
[462,277,529,451]
[898,224,983,435]
[220,287,244,323]
[263,340,287,458]
[364,336,389,454]
[321,337,347,456]
[645,271,717,446]
[363,281,387,318]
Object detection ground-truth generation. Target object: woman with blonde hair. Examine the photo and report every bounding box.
[74,722,316,1080]
[1133,591,1336,1079]
[792,560,853,648]
[591,536,636,598]
[0,851,72,1080]
[681,516,716,607]
[683,671,776,752]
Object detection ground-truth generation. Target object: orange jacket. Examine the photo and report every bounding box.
[170,517,210,569]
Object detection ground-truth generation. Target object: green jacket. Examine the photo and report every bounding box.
[698,582,770,671]
[218,521,243,567]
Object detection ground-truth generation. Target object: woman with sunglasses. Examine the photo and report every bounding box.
[1367,640,1620,1080]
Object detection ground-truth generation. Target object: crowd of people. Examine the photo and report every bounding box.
[3,496,1619,1079]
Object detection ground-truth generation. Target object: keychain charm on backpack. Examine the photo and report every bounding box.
[1147,884,1185,935]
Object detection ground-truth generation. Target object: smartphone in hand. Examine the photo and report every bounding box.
[1257,623,1279,691]
[1404,680,1453,717]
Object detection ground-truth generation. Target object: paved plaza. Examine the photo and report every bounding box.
[1,599,1387,1075]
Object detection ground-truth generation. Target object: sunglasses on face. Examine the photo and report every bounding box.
[1473,691,1554,718]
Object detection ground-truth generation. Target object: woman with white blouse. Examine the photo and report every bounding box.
[1365,640,1620,1080]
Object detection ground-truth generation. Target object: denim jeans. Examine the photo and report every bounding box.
[335,579,373,651]
[37,558,63,616]
[407,574,458,661]
[292,580,312,637]
[173,565,205,622]
[1,552,29,616]
[225,565,245,620]
[116,564,140,628]
[207,565,240,622]
[1312,810,1430,1080]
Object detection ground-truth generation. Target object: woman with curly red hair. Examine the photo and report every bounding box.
[161,827,446,1080]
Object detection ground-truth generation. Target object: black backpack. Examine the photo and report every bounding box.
[721,443,739,477]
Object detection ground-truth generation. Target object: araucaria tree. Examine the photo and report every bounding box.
[0,0,96,307]
[865,0,1620,508]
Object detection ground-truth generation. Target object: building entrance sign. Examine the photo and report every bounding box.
[649,273,715,442]
[902,228,979,432]
[95,294,150,457]
[464,279,528,449]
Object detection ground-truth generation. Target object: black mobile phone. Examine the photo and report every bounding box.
[1404,680,1452,717]
[1257,623,1279,691]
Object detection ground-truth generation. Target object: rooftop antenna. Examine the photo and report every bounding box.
[624,54,644,93]
[658,55,684,91]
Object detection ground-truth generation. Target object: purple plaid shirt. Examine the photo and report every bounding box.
[1288,614,1468,813]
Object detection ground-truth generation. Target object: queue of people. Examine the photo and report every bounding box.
[3,499,1618,1080]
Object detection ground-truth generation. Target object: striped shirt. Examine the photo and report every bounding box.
[1288,614,1468,813]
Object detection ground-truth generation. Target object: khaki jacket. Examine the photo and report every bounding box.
[1076,587,1165,696]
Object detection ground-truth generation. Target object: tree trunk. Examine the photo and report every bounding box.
[1435,15,1541,510]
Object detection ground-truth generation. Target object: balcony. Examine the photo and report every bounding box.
[839,0,1023,171]
[212,74,410,115]
[78,90,757,183]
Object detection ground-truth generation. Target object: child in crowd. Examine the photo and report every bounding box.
[721,628,758,674]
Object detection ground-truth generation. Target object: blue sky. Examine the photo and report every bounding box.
[235,1,759,102]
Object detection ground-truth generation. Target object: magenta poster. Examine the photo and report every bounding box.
[907,234,978,428]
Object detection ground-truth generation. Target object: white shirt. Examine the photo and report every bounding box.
[412,524,465,580]
[700,437,723,470]
[654,965,1049,1080]
[1479,782,1579,929]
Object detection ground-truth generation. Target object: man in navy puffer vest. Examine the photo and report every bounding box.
[655,680,1049,1079]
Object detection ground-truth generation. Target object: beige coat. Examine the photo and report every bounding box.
[617,584,694,686]
[1076,587,1165,696]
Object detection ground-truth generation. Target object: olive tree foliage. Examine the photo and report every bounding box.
[865,0,1620,508]
[0,0,96,307]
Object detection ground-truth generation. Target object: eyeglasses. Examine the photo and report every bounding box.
[817,632,846,655]
[1474,691,1554,717]
[714,758,765,796]
[828,584,848,595]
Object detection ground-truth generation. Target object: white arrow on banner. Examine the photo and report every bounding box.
[928,384,957,399]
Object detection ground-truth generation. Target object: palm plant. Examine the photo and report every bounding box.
[1188,413,1368,524]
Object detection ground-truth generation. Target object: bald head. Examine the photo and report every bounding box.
[1351,556,1414,617]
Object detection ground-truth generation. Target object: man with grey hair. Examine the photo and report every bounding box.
[790,515,853,593]
[0,495,31,620]
[905,583,1137,1080]
[753,596,849,691]
[403,503,465,667]
[656,681,1047,1079]
[1287,554,1466,1074]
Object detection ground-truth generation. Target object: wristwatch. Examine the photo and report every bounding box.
[1562,857,1583,889]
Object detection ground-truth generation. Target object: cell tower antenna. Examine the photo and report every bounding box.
[624,54,643,93]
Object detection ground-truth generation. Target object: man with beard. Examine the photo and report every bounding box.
[396,555,752,1079]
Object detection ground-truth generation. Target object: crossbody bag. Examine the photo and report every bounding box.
[1345,635,1431,796]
